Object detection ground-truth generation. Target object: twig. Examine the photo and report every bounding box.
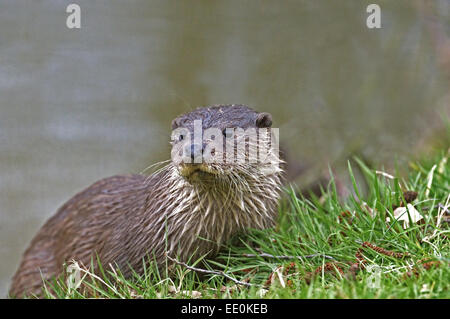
[242,252,335,261]
[165,254,258,287]
[437,203,450,215]
[375,170,395,179]
[425,164,437,198]
[421,203,450,214]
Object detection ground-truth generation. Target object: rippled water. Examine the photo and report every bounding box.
[0,0,448,296]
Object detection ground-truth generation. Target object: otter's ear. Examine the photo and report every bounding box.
[171,118,180,130]
[255,112,272,128]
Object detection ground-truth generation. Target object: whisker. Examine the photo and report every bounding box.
[139,159,172,175]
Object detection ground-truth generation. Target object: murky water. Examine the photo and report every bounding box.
[0,0,448,297]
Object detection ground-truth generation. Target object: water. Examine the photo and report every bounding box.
[0,0,448,297]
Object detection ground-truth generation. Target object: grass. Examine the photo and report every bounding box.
[41,148,449,299]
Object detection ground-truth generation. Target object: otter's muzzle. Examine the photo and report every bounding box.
[184,143,204,163]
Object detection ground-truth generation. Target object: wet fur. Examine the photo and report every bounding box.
[9,105,284,298]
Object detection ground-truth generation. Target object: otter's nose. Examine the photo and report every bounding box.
[184,143,203,163]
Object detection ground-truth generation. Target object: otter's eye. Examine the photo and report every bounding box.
[223,129,233,138]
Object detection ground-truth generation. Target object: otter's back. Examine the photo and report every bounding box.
[9,174,150,298]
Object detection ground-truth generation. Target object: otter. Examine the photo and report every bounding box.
[9,104,284,298]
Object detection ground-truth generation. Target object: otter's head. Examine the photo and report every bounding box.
[170,104,283,186]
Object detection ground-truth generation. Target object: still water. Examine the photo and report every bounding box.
[0,0,448,296]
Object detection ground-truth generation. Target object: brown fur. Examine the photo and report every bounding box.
[9,104,284,298]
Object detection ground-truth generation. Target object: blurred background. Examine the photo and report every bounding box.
[0,0,448,296]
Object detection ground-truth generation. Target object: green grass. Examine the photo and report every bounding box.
[42,148,449,299]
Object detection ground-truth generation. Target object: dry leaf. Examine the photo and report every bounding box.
[275,266,286,288]
[387,204,423,229]
[168,285,177,293]
[266,266,286,288]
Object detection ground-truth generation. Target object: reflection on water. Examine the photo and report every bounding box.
[0,0,448,296]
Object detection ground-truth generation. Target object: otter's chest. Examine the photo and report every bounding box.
[162,187,278,259]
